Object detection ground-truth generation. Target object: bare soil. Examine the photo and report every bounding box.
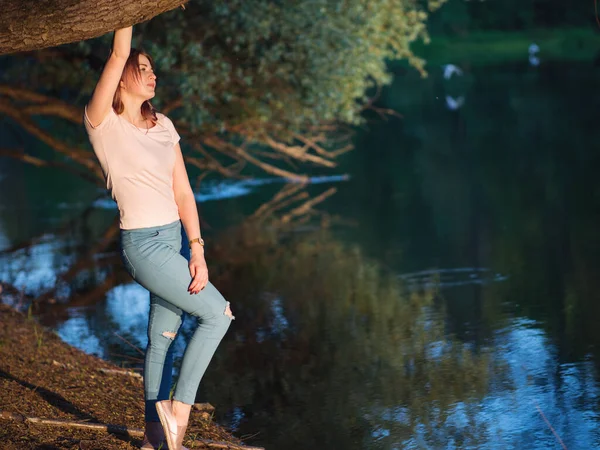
[0,303,241,449]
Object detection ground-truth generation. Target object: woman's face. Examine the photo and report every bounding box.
[122,54,157,100]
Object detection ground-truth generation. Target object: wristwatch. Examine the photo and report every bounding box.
[189,237,205,248]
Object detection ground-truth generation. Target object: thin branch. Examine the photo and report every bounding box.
[291,132,339,158]
[112,332,144,356]
[249,149,293,162]
[188,141,244,179]
[280,187,337,224]
[263,135,336,168]
[251,187,310,220]
[270,183,308,204]
[265,192,310,216]
[0,85,82,123]
[368,105,403,120]
[0,147,103,186]
[328,144,354,158]
[203,135,309,182]
[0,99,101,178]
[97,368,143,380]
[361,82,403,120]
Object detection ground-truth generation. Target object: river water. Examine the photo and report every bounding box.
[1,58,600,449]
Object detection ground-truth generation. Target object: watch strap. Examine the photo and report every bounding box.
[189,237,204,248]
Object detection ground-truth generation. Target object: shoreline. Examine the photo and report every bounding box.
[0,302,262,450]
[404,26,600,66]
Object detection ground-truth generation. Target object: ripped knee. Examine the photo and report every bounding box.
[224,302,235,320]
[161,331,177,340]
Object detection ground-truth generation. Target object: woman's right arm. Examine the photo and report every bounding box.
[86,26,132,127]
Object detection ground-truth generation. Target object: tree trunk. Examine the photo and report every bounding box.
[0,0,188,55]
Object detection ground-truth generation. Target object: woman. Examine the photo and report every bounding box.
[84,26,234,450]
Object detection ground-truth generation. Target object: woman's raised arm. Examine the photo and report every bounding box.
[86,26,132,127]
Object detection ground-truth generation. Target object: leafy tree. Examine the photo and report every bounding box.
[0,0,442,182]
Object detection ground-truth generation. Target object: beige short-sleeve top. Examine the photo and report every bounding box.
[84,107,181,230]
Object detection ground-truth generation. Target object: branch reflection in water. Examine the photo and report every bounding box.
[199,209,497,449]
[0,184,496,449]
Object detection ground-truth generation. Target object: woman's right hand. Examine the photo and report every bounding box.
[188,251,209,295]
[85,27,132,128]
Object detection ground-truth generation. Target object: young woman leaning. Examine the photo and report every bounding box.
[83,26,235,450]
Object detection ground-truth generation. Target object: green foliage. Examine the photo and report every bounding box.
[3,0,442,142]
[139,0,443,136]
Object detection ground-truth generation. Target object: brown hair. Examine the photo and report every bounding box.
[112,49,157,124]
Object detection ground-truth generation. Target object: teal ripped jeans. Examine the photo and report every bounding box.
[120,220,233,422]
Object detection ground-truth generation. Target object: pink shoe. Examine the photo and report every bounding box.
[155,400,188,450]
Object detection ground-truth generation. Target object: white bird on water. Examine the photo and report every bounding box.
[528,43,540,66]
[442,64,463,80]
[445,95,465,111]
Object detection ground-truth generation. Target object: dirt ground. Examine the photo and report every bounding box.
[0,303,245,449]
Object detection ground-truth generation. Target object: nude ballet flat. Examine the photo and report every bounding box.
[140,439,161,449]
[155,400,188,450]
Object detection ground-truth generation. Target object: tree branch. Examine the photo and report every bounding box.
[0,148,103,186]
[291,132,354,158]
[0,0,189,55]
[187,141,244,179]
[203,135,309,182]
[0,85,82,123]
[263,135,336,168]
[0,86,348,181]
[280,187,337,224]
[0,98,102,179]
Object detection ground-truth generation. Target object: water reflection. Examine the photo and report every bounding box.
[45,263,600,449]
[477,319,600,449]
[56,308,103,357]
[1,60,600,449]
[0,239,72,294]
[0,221,9,250]
[399,267,508,289]
[54,283,189,361]
[196,230,496,449]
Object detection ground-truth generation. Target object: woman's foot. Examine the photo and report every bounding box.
[171,400,192,428]
[142,421,190,449]
[156,400,189,450]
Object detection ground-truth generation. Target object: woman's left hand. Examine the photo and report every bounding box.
[188,252,208,294]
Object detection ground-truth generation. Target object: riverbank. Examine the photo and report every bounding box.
[0,302,256,450]
[407,26,600,66]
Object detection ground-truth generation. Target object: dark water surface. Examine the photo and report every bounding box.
[1,59,600,449]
